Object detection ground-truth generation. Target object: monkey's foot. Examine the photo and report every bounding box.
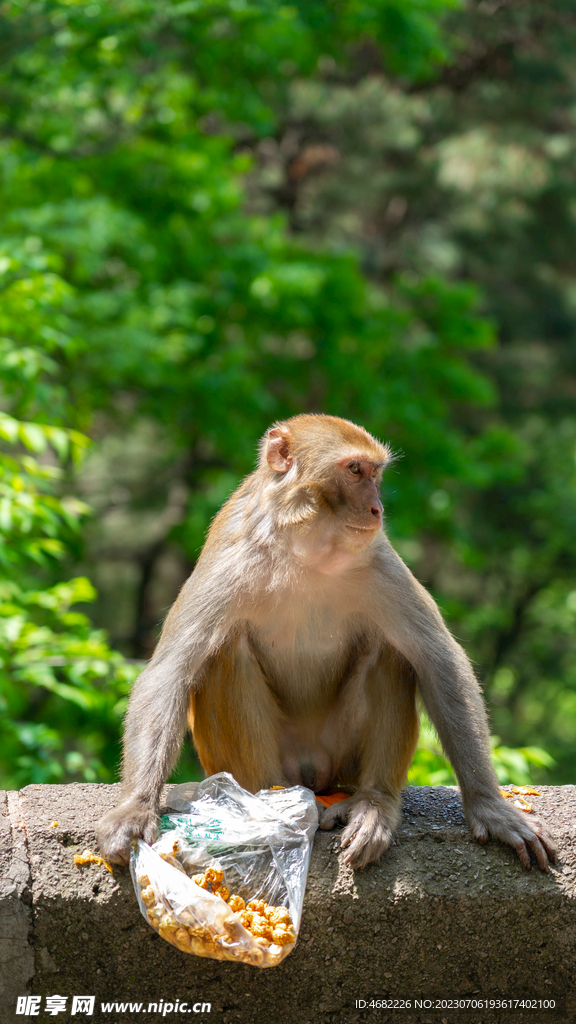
[96,798,158,866]
[464,796,557,871]
[319,788,400,870]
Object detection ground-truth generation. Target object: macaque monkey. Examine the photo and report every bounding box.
[98,415,556,871]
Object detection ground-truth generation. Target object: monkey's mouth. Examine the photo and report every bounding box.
[345,524,380,533]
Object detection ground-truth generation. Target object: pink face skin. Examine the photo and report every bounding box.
[336,457,384,534]
[286,457,385,575]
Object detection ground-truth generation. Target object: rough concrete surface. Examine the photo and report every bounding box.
[0,783,574,1024]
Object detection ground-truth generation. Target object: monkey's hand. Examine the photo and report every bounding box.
[96,798,158,866]
[464,795,557,871]
[319,789,400,870]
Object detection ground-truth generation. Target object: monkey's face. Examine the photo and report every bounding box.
[330,457,384,540]
[286,458,384,573]
[262,416,389,559]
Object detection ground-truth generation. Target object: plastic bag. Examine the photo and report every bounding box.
[130,772,318,967]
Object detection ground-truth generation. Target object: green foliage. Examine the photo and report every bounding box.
[489,738,555,787]
[408,716,555,788]
[246,2,576,782]
[408,718,456,787]
[0,574,138,787]
[0,252,139,787]
[0,0,473,790]
[0,0,567,791]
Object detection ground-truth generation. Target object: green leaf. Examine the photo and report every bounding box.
[18,423,48,453]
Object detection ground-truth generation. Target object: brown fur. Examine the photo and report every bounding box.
[97,415,556,871]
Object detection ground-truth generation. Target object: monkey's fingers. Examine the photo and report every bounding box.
[523,826,557,870]
[466,801,557,872]
[505,829,551,872]
[96,799,158,866]
[340,801,394,870]
[318,797,355,831]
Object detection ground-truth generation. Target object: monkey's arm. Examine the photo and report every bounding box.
[371,540,556,870]
[97,557,243,864]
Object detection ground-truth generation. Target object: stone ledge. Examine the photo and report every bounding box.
[1,783,574,1024]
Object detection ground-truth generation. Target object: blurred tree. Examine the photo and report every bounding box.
[0,0,568,788]
[242,0,576,782]
[0,251,139,786]
[0,0,478,654]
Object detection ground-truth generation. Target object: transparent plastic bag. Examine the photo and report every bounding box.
[130,772,318,967]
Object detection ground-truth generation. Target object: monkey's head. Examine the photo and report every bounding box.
[260,414,392,544]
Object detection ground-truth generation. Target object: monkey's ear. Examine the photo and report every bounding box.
[266,427,293,473]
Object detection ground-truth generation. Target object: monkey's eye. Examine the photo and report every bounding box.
[348,462,361,475]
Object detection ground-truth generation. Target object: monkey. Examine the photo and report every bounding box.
[97,414,556,872]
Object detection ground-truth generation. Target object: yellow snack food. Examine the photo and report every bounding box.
[204,867,223,886]
[73,848,113,874]
[130,777,318,968]
[138,864,294,966]
[249,914,270,939]
[268,906,291,926]
[140,885,156,907]
[247,899,267,914]
[499,788,535,812]
[190,868,293,944]
[272,926,296,946]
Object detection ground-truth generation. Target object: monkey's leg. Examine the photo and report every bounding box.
[319,646,418,870]
[190,632,285,793]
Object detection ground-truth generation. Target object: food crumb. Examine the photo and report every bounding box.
[74,848,113,874]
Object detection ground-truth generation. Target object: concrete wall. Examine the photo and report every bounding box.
[1,783,574,1024]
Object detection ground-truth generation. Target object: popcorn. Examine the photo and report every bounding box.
[140,885,156,907]
[191,868,296,951]
[130,774,318,969]
[137,865,294,966]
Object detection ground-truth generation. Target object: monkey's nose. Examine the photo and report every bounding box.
[371,505,382,519]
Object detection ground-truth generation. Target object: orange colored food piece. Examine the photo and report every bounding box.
[316,791,351,808]
[499,788,537,812]
[74,848,113,874]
